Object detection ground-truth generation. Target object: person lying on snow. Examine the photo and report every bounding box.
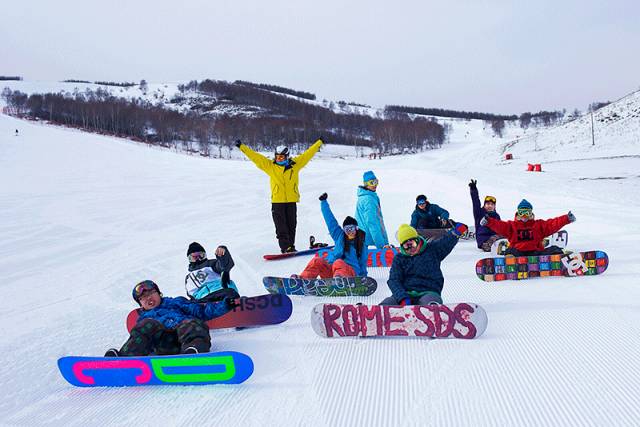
[480,199,575,257]
[380,222,467,306]
[410,194,455,229]
[468,179,503,251]
[185,241,240,303]
[294,193,368,279]
[104,280,234,357]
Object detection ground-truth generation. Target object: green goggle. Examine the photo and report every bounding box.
[516,209,533,218]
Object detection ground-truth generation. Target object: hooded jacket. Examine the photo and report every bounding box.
[387,233,458,300]
[410,202,449,229]
[239,139,323,203]
[136,296,230,329]
[485,214,570,252]
[470,186,501,248]
[320,199,368,276]
[355,186,389,249]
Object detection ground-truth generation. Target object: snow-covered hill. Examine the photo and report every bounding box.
[1,93,640,426]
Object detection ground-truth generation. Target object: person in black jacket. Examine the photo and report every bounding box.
[469,179,502,251]
[185,242,240,302]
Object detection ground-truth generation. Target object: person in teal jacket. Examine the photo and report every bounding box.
[410,195,452,229]
[355,171,390,249]
[296,193,368,278]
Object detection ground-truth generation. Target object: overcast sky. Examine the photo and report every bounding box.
[2,0,639,114]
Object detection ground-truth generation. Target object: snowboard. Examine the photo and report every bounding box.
[476,250,609,281]
[315,246,399,267]
[417,226,475,241]
[263,245,335,261]
[126,294,292,332]
[310,303,487,339]
[263,276,377,297]
[491,230,569,256]
[58,351,254,387]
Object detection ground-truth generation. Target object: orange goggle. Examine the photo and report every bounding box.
[516,209,533,218]
[484,196,496,204]
[365,179,379,187]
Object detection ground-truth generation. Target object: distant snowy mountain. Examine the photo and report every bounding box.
[502,89,640,162]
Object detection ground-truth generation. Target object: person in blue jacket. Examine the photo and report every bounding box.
[380,223,467,306]
[410,195,453,229]
[296,193,368,278]
[355,171,391,249]
[469,179,502,251]
[104,280,234,357]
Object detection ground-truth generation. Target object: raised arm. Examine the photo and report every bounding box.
[320,196,343,242]
[485,217,514,240]
[292,139,323,169]
[469,181,484,221]
[539,214,571,237]
[239,143,272,173]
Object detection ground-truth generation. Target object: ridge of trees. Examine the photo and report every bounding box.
[2,87,447,156]
[385,105,518,121]
[0,76,23,81]
[234,80,316,100]
[94,81,136,87]
[63,79,91,83]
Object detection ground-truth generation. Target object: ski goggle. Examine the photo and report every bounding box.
[343,224,358,234]
[417,199,427,206]
[133,281,158,299]
[401,238,419,250]
[364,179,379,187]
[516,209,533,218]
[275,154,288,162]
[484,196,496,204]
[187,251,207,263]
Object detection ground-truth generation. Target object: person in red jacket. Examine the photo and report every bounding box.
[480,199,575,256]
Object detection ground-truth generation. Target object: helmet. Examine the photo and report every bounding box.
[132,280,160,304]
[275,145,289,156]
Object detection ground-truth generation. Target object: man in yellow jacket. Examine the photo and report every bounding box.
[235,138,324,253]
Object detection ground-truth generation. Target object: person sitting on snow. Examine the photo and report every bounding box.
[480,199,575,257]
[104,280,234,357]
[185,242,239,302]
[469,179,502,251]
[380,222,467,306]
[410,194,453,229]
[295,193,368,279]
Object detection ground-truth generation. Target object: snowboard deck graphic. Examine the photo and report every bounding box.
[315,247,398,267]
[58,351,254,387]
[311,303,487,339]
[491,230,569,256]
[417,226,475,241]
[263,246,335,261]
[263,276,377,297]
[126,294,292,332]
[476,250,608,281]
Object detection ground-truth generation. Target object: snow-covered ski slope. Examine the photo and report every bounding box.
[1,108,639,426]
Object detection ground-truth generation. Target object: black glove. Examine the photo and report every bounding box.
[235,140,242,148]
[224,297,239,310]
[319,192,328,201]
[567,211,576,223]
[469,179,477,189]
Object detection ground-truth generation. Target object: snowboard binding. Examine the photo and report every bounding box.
[309,235,329,249]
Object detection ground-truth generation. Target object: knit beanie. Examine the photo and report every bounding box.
[396,224,419,244]
[342,216,358,227]
[517,199,533,210]
[187,242,206,256]
[363,171,377,182]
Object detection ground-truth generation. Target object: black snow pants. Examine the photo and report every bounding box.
[272,202,297,252]
[120,318,211,356]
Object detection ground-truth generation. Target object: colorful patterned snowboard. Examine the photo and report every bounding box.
[310,303,487,339]
[315,247,398,267]
[126,294,292,332]
[491,230,569,256]
[263,276,377,297]
[417,226,475,241]
[476,250,608,281]
[58,351,254,387]
[263,246,334,261]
